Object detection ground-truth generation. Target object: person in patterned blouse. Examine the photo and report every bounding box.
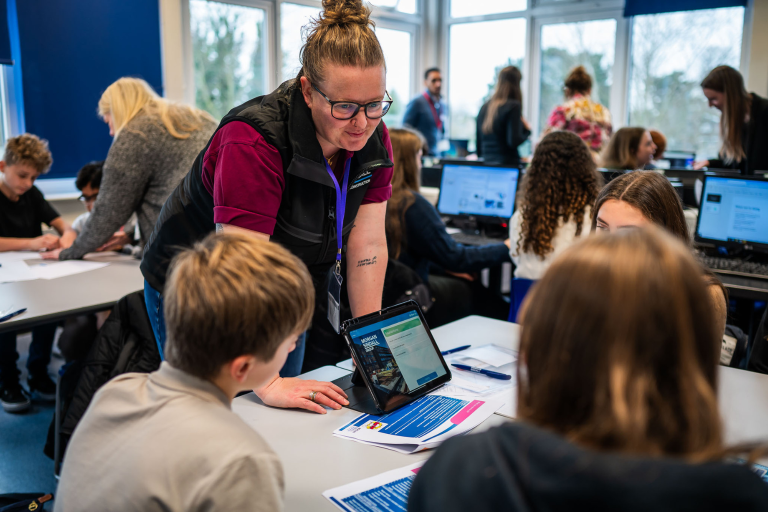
[543,66,612,160]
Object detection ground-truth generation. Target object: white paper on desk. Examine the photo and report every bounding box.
[435,385,517,419]
[26,260,108,280]
[334,394,501,454]
[0,261,39,283]
[323,461,424,512]
[443,344,517,395]
[0,251,42,264]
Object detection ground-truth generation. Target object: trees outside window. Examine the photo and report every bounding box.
[190,0,267,120]
[628,7,744,160]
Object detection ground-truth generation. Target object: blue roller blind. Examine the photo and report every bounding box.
[16,0,163,179]
[625,0,747,17]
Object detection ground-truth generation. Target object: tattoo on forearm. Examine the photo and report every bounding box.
[356,256,378,268]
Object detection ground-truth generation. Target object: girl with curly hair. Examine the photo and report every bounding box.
[509,130,602,279]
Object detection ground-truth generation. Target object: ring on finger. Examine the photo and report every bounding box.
[309,390,318,402]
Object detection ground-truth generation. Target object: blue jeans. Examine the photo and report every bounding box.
[144,279,306,377]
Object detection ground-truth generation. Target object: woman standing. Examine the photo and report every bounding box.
[475,66,531,167]
[543,66,612,159]
[694,65,768,175]
[142,0,394,413]
[44,78,216,260]
[600,127,656,170]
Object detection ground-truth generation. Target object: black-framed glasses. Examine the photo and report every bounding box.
[78,193,98,203]
[312,84,392,120]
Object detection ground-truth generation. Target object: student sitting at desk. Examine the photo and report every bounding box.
[386,128,511,326]
[509,130,601,279]
[55,233,321,511]
[592,171,727,340]
[600,127,656,170]
[0,134,77,412]
[409,227,768,512]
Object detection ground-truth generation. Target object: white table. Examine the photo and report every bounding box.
[0,252,144,333]
[232,315,768,512]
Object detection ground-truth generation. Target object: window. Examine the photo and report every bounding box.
[448,18,527,147]
[280,3,319,83]
[369,0,417,15]
[450,0,526,18]
[376,27,412,128]
[628,7,744,160]
[190,0,268,120]
[539,19,616,135]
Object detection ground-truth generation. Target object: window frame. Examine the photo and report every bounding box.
[179,0,423,111]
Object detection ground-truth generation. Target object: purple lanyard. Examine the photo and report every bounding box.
[324,155,351,274]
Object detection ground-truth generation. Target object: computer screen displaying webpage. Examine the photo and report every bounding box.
[438,165,519,218]
[349,311,446,394]
[698,177,768,245]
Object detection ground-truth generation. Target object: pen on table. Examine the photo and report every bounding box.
[451,363,511,380]
[441,345,471,356]
[0,308,27,323]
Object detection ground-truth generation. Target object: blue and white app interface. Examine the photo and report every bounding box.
[698,178,768,245]
[349,311,446,395]
[437,165,518,218]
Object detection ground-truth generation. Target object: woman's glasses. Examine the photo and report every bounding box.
[312,84,392,120]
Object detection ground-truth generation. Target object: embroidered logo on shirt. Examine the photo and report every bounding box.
[350,178,371,190]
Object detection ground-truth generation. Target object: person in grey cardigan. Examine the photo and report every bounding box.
[45,77,216,261]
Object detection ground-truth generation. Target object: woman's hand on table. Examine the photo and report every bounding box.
[40,248,63,260]
[97,231,132,252]
[254,376,349,415]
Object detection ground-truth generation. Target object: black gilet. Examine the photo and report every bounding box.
[140,81,393,292]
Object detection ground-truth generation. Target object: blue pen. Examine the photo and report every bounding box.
[441,345,471,356]
[451,363,511,380]
[0,308,26,323]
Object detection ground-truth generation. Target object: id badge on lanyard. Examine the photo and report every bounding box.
[326,157,351,333]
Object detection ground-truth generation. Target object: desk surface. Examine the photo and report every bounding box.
[0,252,144,333]
[233,315,768,512]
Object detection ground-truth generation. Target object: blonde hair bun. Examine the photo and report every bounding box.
[319,0,372,27]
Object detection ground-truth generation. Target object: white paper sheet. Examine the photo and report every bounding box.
[0,261,39,283]
[27,260,109,280]
[0,251,42,264]
[334,394,502,454]
[323,462,425,512]
[459,344,517,367]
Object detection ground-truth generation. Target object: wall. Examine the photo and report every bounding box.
[17,0,163,179]
[746,0,768,96]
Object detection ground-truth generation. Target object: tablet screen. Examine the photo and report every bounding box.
[348,309,448,409]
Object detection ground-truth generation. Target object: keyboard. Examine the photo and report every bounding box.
[697,255,768,278]
[451,232,506,246]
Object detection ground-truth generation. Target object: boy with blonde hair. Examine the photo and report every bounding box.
[0,133,77,411]
[55,233,315,511]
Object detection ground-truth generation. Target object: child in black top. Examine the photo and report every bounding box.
[0,134,76,412]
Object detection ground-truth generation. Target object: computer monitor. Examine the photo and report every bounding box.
[661,151,696,169]
[437,163,519,223]
[695,175,768,252]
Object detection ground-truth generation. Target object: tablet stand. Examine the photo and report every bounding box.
[332,368,383,416]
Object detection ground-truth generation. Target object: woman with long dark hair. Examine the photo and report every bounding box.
[694,65,768,175]
[385,128,511,326]
[592,170,727,339]
[475,66,531,167]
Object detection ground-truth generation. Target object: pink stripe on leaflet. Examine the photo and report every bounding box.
[411,467,422,474]
[451,400,484,424]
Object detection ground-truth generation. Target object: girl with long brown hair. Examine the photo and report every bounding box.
[600,126,657,170]
[695,65,768,175]
[386,127,511,326]
[475,66,531,167]
[409,227,768,512]
[509,130,601,279]
[592,171,727,340]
